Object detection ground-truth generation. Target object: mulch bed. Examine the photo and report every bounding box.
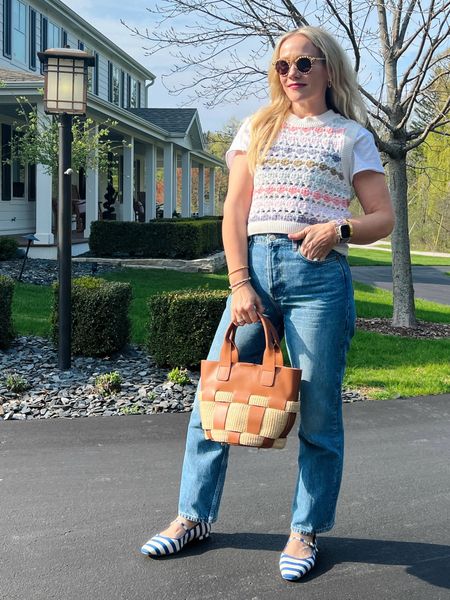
[357,318,450,339]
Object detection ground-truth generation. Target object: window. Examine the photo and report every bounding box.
[47,20,60,48]
[12,157,26,198]
[40,17,60,74]
[40,17,60,52]
[109,61,125,106]
[125,75,140,108]
[12,129,26,198]
[12,0,27,64]
[82,43,94,92]
[111,64,120,105]
[130,78,138,108]
[29,7,36,69]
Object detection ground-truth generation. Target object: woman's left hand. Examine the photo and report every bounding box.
[288,223,337,261]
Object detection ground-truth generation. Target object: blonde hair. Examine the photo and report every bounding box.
[247,26,368,173]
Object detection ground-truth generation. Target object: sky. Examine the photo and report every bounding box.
[62,0,263,132]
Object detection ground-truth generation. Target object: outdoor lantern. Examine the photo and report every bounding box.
[37,48,95,370]
[37,48,95,115]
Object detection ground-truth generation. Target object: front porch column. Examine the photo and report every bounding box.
[173,153,178,215]
[181,151,191,217]
[144,144,157,220]
[163,143,174,218]
[122,136,135,221]
[208,167,216,216]
[84,123,99,238]
[198,163,205,217]
[34,100,54,245]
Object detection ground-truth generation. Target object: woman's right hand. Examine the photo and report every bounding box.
[231,283,265,326]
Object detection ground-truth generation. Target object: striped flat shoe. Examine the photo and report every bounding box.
[279,535,318,581]
[140,517,211,557]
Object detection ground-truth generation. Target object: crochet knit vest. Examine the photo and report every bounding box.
[247,110,361,237]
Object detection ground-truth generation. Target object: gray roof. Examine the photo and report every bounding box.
[0,67,43,82]
[127,108,197,134]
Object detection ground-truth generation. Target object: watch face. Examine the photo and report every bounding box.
[340,224,351,240]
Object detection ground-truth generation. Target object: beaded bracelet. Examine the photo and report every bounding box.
[228,276,251,290]
[228,265,249,277]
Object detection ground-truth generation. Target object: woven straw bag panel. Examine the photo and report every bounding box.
[215,390,234,403]
[238,432,264,446]
[199,400,215,430]
[225,402,249,433]
[259,408,289,438]
[208,429,229,443]
[248,394,270,407]
[239,432,287,449]
[285,400,300,413]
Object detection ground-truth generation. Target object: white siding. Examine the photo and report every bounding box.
[0,200,35,235]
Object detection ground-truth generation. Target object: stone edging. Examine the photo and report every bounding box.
[73,251,226,273]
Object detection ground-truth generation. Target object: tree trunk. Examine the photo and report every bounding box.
[388,156,417,327]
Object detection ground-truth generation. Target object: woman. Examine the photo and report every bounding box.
[141,26,394,581]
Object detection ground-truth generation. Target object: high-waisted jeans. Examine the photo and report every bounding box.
[178,234,356,534]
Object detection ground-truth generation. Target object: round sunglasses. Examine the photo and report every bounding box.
[274,55,326,76]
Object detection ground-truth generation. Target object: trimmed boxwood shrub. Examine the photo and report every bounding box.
[0,275,15,349]
[146,288,228,368]
[89,218,223,259]
[52,276,132,357]
[0,237,19,260]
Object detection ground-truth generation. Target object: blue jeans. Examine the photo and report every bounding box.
[178,234,356,534]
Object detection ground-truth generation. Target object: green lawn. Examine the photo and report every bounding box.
[10,268,450,400]
[348,247,450,266]
[345,331,449,399]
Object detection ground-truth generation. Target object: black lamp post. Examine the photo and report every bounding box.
[38,48,95,370]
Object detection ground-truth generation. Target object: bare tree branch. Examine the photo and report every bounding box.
[398,25,449,128]
[279,0,309,26]
[397,0,419,47]
[406,95,450,150]
[324,0,361,70]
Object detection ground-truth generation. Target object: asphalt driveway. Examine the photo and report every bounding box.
[1,395,450,600]
[351,266,450,305]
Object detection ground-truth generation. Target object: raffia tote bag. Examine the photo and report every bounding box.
[199,314,301,449]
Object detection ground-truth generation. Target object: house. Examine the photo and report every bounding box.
[0,0,223,258]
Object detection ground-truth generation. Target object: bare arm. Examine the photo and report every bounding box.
[222,153,265,325]
[288,171,395,259]
[349,171,395,243]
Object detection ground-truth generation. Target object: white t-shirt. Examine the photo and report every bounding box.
[226,115,385,186]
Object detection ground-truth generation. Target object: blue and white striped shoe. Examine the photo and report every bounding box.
[279,535,318,581]
[140,518,211,557]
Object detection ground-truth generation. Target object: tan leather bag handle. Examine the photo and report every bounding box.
[217,314,283,386]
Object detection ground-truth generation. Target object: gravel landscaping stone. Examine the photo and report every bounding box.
[0,258,120,285]
[0,336,367,421]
